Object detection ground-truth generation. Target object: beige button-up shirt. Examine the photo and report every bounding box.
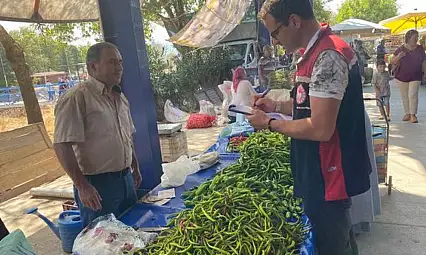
[54,76,135,175]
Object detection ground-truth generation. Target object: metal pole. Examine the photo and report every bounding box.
[0,53,8,87]
[64,49,71,77]
[76,64,81,83]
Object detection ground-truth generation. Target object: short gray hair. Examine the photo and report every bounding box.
[86,42,119,69]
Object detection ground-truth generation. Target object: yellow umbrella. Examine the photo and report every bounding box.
[379,11,426,35]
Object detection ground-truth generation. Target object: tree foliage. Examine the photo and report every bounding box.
[313,0,334,24]
[148,45,233,120]
[0,26,89,87]
[0,25,43,124]
[336,0,398,24]
[142,0,202,36]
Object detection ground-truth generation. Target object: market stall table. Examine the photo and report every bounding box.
[120,132,316,255]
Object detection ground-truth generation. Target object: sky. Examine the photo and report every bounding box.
[0,21,171,47]
[0,0,425,45]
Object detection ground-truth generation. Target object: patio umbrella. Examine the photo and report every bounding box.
[331,19,390,36]
[379,11,426,35]
[397,28,426,35]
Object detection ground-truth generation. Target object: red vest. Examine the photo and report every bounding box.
[291,25,371,201]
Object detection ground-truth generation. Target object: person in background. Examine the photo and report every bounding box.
[354,40,371,84]
[420,36,426,49]
[58,78,67,96]
[249,0,371,254]
[228,67,257,123]
[372,59,391,121]
[376,40,387,62]
[286,50,293,65]
[421,36,426,85]
[391,29,426,123]
[258,45,275,87]
[53,42,142,227]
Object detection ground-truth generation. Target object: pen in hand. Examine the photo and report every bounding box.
[260,88,271,98]
[253,88,275,112]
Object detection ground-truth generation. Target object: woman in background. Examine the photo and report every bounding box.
[421,36,426,85]
[391,29,426,123]
[258,45,275,87]
[229,67,257,123]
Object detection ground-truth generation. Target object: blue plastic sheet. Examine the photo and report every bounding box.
[121,137,316,255]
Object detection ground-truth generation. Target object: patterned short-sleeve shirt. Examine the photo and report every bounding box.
[309,50,349,101]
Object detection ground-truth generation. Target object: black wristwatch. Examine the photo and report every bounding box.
[268,118,276,131]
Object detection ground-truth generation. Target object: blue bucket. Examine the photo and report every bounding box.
[58,210,83,253]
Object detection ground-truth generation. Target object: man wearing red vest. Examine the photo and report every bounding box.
[247,0,371,254]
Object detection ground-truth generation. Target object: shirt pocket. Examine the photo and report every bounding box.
[86,108,116,136]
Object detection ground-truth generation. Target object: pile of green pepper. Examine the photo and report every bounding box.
[140,131,308,255]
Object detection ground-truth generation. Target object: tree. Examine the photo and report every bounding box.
[10,27,58,73]
[313,0,335,24]
[0,25,43,124]
[336,0,398,24]
[143,0,202,36]
[0,46,16,87]
[8,26,88,76]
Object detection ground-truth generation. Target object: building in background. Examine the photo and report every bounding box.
[31,71,67,84]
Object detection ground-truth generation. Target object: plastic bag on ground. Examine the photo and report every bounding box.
[160,155,200,188]
[218,81,233,118]
[215,115,229,127]
[164,100,190,123]
[198,100,216,116]
[73,214,148,255]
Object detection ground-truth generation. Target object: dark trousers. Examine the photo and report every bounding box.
[0,217,9,241]
[74,168,137,227]
[304,198,358,255]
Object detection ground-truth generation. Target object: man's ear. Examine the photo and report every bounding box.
[89,61,97,73]
[289,14,302,29]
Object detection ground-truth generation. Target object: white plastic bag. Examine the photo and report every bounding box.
[218,81,232,118]
[160,156,200,188]
[164,100,190,123]
[198,100,216,116]
[73,214,146,255]
[266,89,291,102]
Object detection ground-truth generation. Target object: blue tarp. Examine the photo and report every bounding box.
[120,137,316,255]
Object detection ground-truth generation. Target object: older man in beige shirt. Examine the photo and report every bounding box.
[53,42,142,227]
